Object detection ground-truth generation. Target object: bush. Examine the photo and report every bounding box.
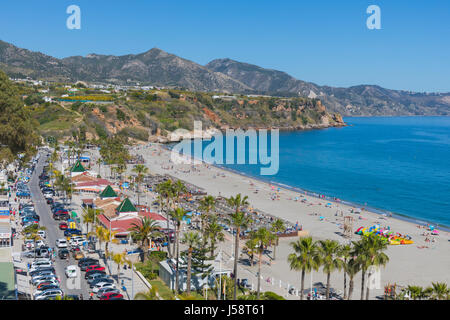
[149,251,167,261]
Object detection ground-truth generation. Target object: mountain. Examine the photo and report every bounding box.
[1,40,449,116]
[0,40,251,92]
[206,58,450,116]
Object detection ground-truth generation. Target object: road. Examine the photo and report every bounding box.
[29,151,90,299]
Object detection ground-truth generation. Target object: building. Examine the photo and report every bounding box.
[70,161,86,177]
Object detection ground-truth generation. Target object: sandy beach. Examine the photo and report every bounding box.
[125,142,450,299]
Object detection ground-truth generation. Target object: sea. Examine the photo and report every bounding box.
[178,116,450,228]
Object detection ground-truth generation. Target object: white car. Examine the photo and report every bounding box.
[65,265,78,278]
[37,230,46,239]
[56,238,68,248]
[34,240,45,248]
[31,274,57,285]
[34,289,63,300]
[31,260,53,269]
[92,282,116,293]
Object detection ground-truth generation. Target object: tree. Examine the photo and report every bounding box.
[82,207,102,234]
[287,237,320,300]
[198,195,216,243]
[0,70,39,167]
[339,244,352,300]
[317,239,343,300]
[134,287,159,300]
[205,214,224,258]
[270,218,285,260]
[111,251,126,283]
[132,164,149,206]
[430,282,449,300]
[128,217,162,262]
[251,227,275,299]
[227,193,250,300]
[170,207,189,293]
[352,235,389,300]
[156,179,176,258]
[345,258,360,300]
[181,231,201,294]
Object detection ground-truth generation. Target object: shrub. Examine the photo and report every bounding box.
[149,251,167,261]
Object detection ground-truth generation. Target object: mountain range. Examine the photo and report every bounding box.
[1,40,449,116]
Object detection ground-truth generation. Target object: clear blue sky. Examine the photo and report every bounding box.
[1,0,449,92]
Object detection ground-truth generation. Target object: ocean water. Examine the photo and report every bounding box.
[186,116,450,227]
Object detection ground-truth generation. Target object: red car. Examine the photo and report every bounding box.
[85,265,105,273]
[59,222,68,230]
[99,292,124,300]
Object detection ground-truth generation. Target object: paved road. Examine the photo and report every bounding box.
[29,151,90,299]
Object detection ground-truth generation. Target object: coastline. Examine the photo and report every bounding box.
[130,142,450,298]
[162,143,450,232]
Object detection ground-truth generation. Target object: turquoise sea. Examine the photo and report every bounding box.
[173,117,450,229]
[187,116,450,228]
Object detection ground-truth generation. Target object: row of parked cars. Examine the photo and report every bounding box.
[78,258,124,300]
[29,258,65,300]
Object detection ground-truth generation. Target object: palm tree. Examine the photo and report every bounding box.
[81,207,102,234]
[244,237,258,267]
[430,282,449,300]
[95,225,107,257]
[252,227,275,299]
[135,287,159,300]
[174,180,187,205]
[181,231,201,295]
[339,244,352,300]
[287,237,319,300]
[170,207,189,293]
[128,217,162,262]
[270,218,285,260]
[132,164,149,206]
[111,251,126,283]
[205,214,224,257]
[352,235,389,300]
[317,239,343,300]
[407,285,424,300]
[199,196,216,242]
[345,258,361,300]
[227,194,250,300]
[156,180,176,258]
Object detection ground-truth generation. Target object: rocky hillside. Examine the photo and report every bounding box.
[206,58,450,116]
[2,40,449,116]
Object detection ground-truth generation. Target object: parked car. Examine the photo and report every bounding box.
[64,229,82,236]
[96,287,119,298]
[89,277,114,287]
[78,257,98,266]
[85,270,106,279]
[34,289,63,300]
[31,275,58,286]
[92,282,116,293]
[33,285,60,297]
[85,265,105,273]
[59,222,68,230]
[37,230,46,239]
[58,248,70,259]
[65,265,78,278]
[99,292,124,300]
[56,238,68,248]
[86,273,109,284]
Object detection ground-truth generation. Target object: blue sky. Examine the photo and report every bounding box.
[1,0,449,92]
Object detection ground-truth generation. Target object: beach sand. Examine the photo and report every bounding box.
[128,143,450,299]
